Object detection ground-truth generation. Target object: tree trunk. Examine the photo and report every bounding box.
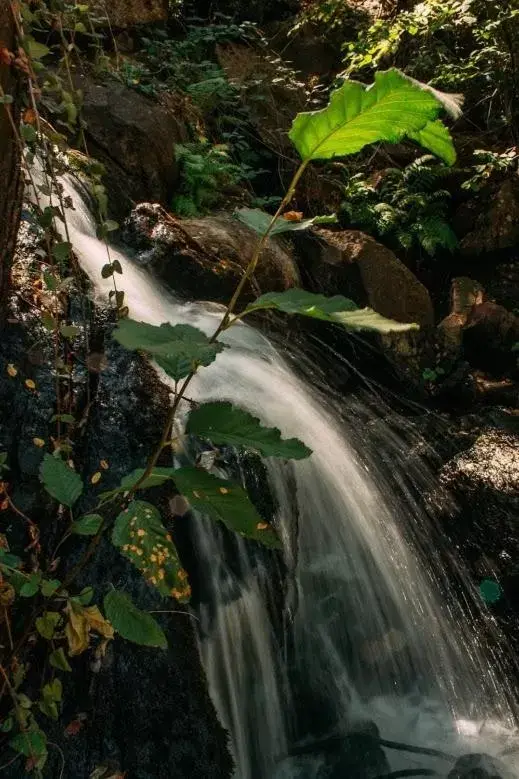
[0,2,22,327]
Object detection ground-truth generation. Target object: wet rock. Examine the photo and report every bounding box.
[76,76,187,218]
[299,228,434,327]
[441,429,519,498]
[463,301,519,375]
[448,752,512,778]
[124,202,300,303]
[456,178,519,255]
[90,0,169,27]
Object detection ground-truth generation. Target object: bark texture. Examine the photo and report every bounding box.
[0,2,22,326]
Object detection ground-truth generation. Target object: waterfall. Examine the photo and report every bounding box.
[52,176,519,777]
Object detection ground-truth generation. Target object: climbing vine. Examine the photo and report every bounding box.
[0,1,459,774]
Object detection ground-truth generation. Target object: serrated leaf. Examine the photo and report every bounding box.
[40,453,83,507]
[187,402,311,459]
[409,119,457,167]
[173,467,281,549]
[113,320,225,381]
[235,208,337,236]
[71,514,103,536]
[244,289,418,333]
[112,501,191,601]
[289,69,457,164]
[104,590,167,649]
[49,647,72,672]
[36,612,61,640]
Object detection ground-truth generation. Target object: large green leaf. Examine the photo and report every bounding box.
[39,453,83,508]
[186,402,311,460]
[244,289,418,332]
[235,208,337,236]
[173,467,281,549]
[104,590,167,649]
[112,320,225,380]
[289,69,458,164]
[112,501,191,601]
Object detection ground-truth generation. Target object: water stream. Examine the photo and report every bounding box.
[54,177,519,777]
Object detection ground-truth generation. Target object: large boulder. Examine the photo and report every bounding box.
[298,227,434,326]
[76,76,187,218]
[91,0,169,27]
[124,202,300,303]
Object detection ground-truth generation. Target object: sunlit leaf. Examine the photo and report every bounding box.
[244,288,418,332]
[289,69,458,164]
[235,207,337,236]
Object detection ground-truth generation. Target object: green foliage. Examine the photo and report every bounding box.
[71,514,104,536]
[340,156,458,256]
[173,142,254,216]
[172,468,281,549]
[244,289,419,332]
[112,320,225,380]
[112,501,191,601]
[39,453,83,508]
[341,0,519,135]
[186,402,312,459]
[104,590,167,649]
[462,148,519,192]
[235,208,337,235]
[289,69,458,165]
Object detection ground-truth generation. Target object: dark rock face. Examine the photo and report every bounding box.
[0,223,233,778]
[448,752,512,779]
[77,76,187,219]
[124,202,299,303]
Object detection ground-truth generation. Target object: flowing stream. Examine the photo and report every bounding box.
[53,177,519,777]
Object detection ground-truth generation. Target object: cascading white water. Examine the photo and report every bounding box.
[52,176,519,777]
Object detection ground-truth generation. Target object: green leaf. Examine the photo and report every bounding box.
[104,590,167,649]
[24,37,51,60]
[113,320,225,381]
[40,579,61,597]
[36,612,61,640]
[103,220,120,233]
[71,514,103,536]
[235,208,337,236]
[119,467,177,492]
[173,467,281,549]
[244,289,418,332]
[187,402,311,459]
[409,119,458,167]
[289,69,457,164]
[20,574,41,598]
[49,647,72,672]
[21,124,37,143]
[112,501,191,601]
[74,586,94,606]
[52,241,72,263]
[10,728,47,767]
[40,453,83,507]
[0,549,22,569]
[0,95,13,105]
